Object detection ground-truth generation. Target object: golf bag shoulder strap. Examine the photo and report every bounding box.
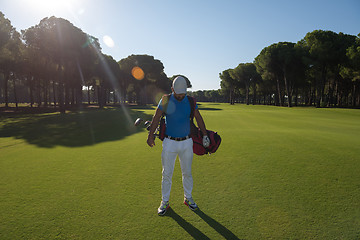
[159,94,171,141]
[188,96,198,138]
[187,96,196,120]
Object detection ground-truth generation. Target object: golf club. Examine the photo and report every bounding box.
[134,118,159,137]
[134,117,144,126]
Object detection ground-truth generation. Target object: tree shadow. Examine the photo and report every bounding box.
[0,107,152,148]
[196,103,223,111]
[165,208,240,240]
[198,107,223,111]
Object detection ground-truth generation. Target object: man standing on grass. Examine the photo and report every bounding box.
[147,76,210,216]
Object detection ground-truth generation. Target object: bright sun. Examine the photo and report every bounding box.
[20,0,115,48]
[23,0,85,17]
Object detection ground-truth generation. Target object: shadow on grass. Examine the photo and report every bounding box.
[166,208,240,240]
[198,107,223,111]
[165,208,210,240]
[196,104,223,111]
[0,107,152,148]
[195,209,240,240]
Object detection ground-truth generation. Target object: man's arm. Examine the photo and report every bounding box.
[194,108,210,147]
[147,107,164,147]
[194,109,207,136]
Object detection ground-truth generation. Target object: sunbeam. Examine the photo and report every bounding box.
[89,41,134,127]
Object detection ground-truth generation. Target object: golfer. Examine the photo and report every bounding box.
[147,76,210,216]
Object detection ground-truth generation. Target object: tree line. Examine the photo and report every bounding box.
[1,11,359,110]
[220,31,360,108]
[0,13,174,112]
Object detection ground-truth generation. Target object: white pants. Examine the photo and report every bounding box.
[161,138,194,202]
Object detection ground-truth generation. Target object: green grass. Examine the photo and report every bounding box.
[1,104,360,239]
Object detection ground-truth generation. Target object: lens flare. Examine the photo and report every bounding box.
[131,66,145,80]
[103,35,114,48]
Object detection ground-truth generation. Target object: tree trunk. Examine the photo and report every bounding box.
[245,85,250,105]
[283,67,292,107]
[71,87,75,107]
[13,77,18,110]
[327,78,335,108]
[76,86,82,108]
[37,79,41,107]
[113,89,117,104]
[122,86,127,104]
[294,89,298,106]
[64,84,70,108]
[87,87,91,104]
[334,79,339,107]
[357,85,360,107]
[58,82,65,113]
[229,89,234,105]
[29,77,34,108]
[352,83,356,108]
[52,80,57,107]
[317,65,327,108]
[274,91,279,106]
[44,81,48,107]
[57,65,65,113]
[4,72,9,108]
[276,78,282,106]
[97,85,104,108]
[316,80,321,108]
[252,83,256,105]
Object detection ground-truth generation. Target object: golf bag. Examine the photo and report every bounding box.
[189,97,221,155]
[159,117,166,141]
[191,129,222,155]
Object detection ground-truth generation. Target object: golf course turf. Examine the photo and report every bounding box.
[1,103,359,239]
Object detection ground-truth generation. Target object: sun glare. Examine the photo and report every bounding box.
[23,0,85,18]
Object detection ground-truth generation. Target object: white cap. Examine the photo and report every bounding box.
[172,76,187,94]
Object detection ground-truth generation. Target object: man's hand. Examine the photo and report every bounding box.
[147,134,155,147]
[203,135,210,148]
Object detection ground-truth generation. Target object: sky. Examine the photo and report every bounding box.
[1,0,360,91]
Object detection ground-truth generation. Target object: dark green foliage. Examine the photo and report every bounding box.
[224,30,360,108]
[0,12,171,110]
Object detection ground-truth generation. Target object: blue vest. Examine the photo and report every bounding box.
[158,94,198,138]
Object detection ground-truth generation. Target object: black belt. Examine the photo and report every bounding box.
[165,135,191,141]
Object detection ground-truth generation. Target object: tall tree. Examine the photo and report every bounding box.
[230,63,258,105]
[22,17,101,111]
[340,33,360,107]
[0,11,22,108]
[219,69,236,104]
[118,54,170,104]
[299,30,356,107]
[255,42,308,107]
[255,45,283,106]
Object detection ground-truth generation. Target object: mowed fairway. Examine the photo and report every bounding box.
[1,103,359,239]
